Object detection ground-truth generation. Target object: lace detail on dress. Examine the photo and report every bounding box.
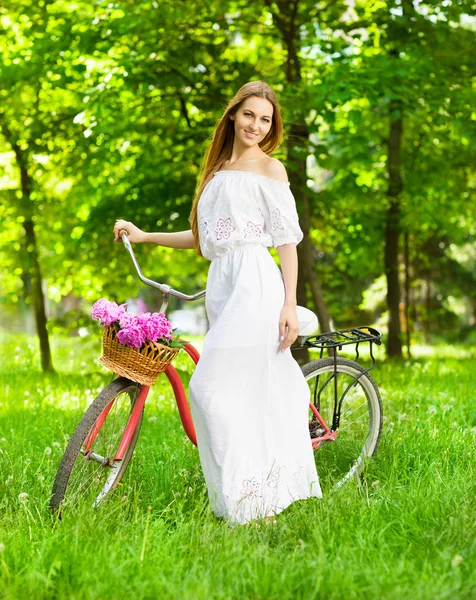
[271,208,285,231]
[199,220,209,238]
[242,477,263,499]
[266,468,280,490]
[239,465,285,500]
[216,217,236,241]
[243,221,263,239]
[293,466,307,485]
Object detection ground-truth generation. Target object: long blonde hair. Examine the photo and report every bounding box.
[189,80,284,256]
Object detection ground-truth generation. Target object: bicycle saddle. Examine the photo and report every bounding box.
[296,305,319,336]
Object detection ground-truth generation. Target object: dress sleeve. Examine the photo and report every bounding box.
[258,181,304,248]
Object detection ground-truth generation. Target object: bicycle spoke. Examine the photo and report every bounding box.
[69,458,106,497]
[65,470,102,509]
[341,399,367,420]
[69,473,105,510]
[343,411,371,430]
[68,452,97,491]
[103,394,125,452]
[69,456,113,503]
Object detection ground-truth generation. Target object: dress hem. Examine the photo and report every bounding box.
[216,489,323,527]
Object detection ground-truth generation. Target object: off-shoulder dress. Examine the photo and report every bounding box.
[188,170,322,524]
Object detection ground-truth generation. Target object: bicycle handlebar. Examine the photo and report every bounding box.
[120,231,206,302]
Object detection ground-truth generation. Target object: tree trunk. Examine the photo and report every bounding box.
[287,126,310,365]
[384,97,403,358]
[424,278,431,343]
[266,2,333,362]
[295,244,310,364]
[404,231,411,359]
[287,124,333,364]
[2,123,55,372]
[287,124,332,334]
[23,217,54,372]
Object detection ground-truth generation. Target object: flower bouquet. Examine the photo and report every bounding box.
[92,298,186,386]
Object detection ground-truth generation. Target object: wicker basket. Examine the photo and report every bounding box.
[99,325,181,386]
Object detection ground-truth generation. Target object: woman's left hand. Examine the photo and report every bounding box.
[279,305,300,352]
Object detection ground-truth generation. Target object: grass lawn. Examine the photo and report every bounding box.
[0,332,475,599]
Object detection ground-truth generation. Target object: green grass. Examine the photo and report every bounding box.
[0,332,475,599]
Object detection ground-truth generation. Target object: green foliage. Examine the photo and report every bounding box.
[302,0,476,320]
[0,0,474,338]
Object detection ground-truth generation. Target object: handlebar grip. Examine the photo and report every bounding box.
[120,231,133,253]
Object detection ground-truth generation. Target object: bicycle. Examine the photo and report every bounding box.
[50,233,383,514]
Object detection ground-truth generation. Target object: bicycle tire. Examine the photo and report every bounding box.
[302,357,383,488]
[50,377,144,514]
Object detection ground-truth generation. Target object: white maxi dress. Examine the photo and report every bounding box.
[189,170,322,525]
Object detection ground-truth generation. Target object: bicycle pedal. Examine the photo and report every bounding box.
[309,422,325,439]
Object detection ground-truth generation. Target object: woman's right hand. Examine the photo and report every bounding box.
[113,220,146,243]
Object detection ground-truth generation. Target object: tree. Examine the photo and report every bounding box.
[1,0,474,363]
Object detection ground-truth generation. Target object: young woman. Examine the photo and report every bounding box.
[113,80,322,525]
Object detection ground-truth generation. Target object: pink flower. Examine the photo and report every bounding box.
[92,299,126,326]
[137,312,173,343]
[116,323,146,349]
[92,297,175,349]
[119,313,138,329]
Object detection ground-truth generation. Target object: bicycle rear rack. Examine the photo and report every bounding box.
[302,326,382,365]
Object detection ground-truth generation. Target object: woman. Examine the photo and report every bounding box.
[114,80,322,525]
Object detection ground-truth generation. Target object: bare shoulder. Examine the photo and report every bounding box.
[263,157,289,183]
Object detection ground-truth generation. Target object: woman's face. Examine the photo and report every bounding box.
[231,96,274,148]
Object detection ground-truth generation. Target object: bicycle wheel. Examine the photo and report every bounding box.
[302,357,382,489]
[50,377,144,514]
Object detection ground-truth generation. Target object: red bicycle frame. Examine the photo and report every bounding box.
[83,341,334,461]
[309,403,337,449]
